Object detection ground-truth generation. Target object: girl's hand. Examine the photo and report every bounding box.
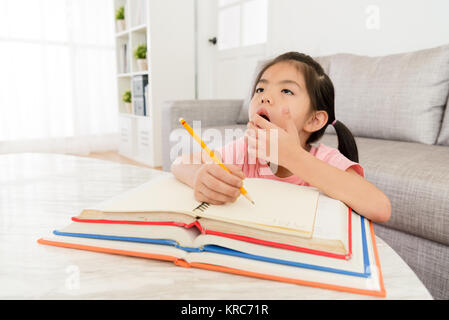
[192,163,245,205]
[245,108,303,169]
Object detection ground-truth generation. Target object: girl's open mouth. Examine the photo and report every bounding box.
[256,108,271,122]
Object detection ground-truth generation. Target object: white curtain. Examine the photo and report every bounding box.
[0,0,118,155]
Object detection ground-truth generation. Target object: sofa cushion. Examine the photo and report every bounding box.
[236,60,267,124]
[328,44,449,144]
[318,134,449,246]
[202,124,247,150]
[236,92,252,124]
[161,100,245,171]
[437,96,449,146]
[314,55,331,74]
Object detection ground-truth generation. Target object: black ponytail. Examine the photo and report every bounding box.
[332,120,359,163]
[251,52,359,163]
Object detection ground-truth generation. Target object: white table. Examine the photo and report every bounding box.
[0,153,433,299]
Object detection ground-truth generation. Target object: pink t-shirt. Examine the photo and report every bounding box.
[217,137,364,186]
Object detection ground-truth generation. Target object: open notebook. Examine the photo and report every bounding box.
[75,175,352,259]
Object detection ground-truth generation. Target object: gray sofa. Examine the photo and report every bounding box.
[161,44,449,300]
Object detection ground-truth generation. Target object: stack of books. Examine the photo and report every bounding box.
[132,75,148,116]
[38,175,386,297]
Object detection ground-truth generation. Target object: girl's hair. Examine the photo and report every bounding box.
[250,52,359,163]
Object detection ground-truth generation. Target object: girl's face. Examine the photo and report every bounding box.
[248,61,314,139]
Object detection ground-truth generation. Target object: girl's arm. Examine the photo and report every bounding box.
[286,148,391,223]
[170,151,204,188]
[170,151,245,205]
[248,113,391,223]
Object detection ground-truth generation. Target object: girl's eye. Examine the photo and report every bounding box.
[282,89,293,95]
[255,87,264,93]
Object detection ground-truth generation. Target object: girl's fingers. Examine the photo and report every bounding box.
[207,164,243,188]
[227,164,246,180]
[198,181,238,203]
[246,123,258,138]
[252,113,278,130]
[204,169,241,197]
[281,107,300,140]
[246,134,258,152]
[195,189,225,205]
[247,119,275,145]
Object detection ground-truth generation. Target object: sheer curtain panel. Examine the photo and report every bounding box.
[0,0,118,155]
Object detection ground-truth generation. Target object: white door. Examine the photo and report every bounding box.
[197,0,269,100]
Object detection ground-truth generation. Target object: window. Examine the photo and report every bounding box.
[0,0,117,154]
[217,0,268,50]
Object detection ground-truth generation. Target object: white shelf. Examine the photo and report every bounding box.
[115,30,129,38]
[119,112,148,119]
[115,24,146,37]
[132,70,149,76]
[130,24,147,32]
[114,0,195,168]
[117,73,132,78]
[117,71,148,78]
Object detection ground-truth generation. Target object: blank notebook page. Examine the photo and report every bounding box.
[84,176,319,236]
[202,178,320,237]
[313,193,348,241]
[87,175,199,214]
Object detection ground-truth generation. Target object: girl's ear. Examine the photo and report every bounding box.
[304,110,328,133]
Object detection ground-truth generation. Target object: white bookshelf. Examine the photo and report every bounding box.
[113,0,195,167]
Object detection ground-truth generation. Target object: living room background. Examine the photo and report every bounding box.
[1,0,449,155]
[196,0,449,100]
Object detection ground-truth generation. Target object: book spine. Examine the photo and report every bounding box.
[132,75,148,116]
[124,44,128,73]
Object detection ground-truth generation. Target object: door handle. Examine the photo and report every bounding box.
[208,37,217,45]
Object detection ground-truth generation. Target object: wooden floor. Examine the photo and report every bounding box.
[76,151,163,171]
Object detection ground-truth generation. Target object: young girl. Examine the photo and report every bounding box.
[171,52,391,223]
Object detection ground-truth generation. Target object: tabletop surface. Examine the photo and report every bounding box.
[0,153,433,299]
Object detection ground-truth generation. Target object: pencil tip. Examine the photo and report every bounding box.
[243,193,255,205]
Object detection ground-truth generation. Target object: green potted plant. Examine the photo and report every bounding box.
[134,43,148,71]
[122,90,132,113]
[115,6,126,32]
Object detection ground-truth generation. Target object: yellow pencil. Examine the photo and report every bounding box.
[179,118,255,205]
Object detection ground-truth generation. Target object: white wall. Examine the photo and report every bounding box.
[149,0,195,166]
[197,0,449,99]
[267,0,449,58]
[196,0,217,99]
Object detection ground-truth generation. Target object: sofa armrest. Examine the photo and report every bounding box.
[162,99,244,130]
[161,99,244,171]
